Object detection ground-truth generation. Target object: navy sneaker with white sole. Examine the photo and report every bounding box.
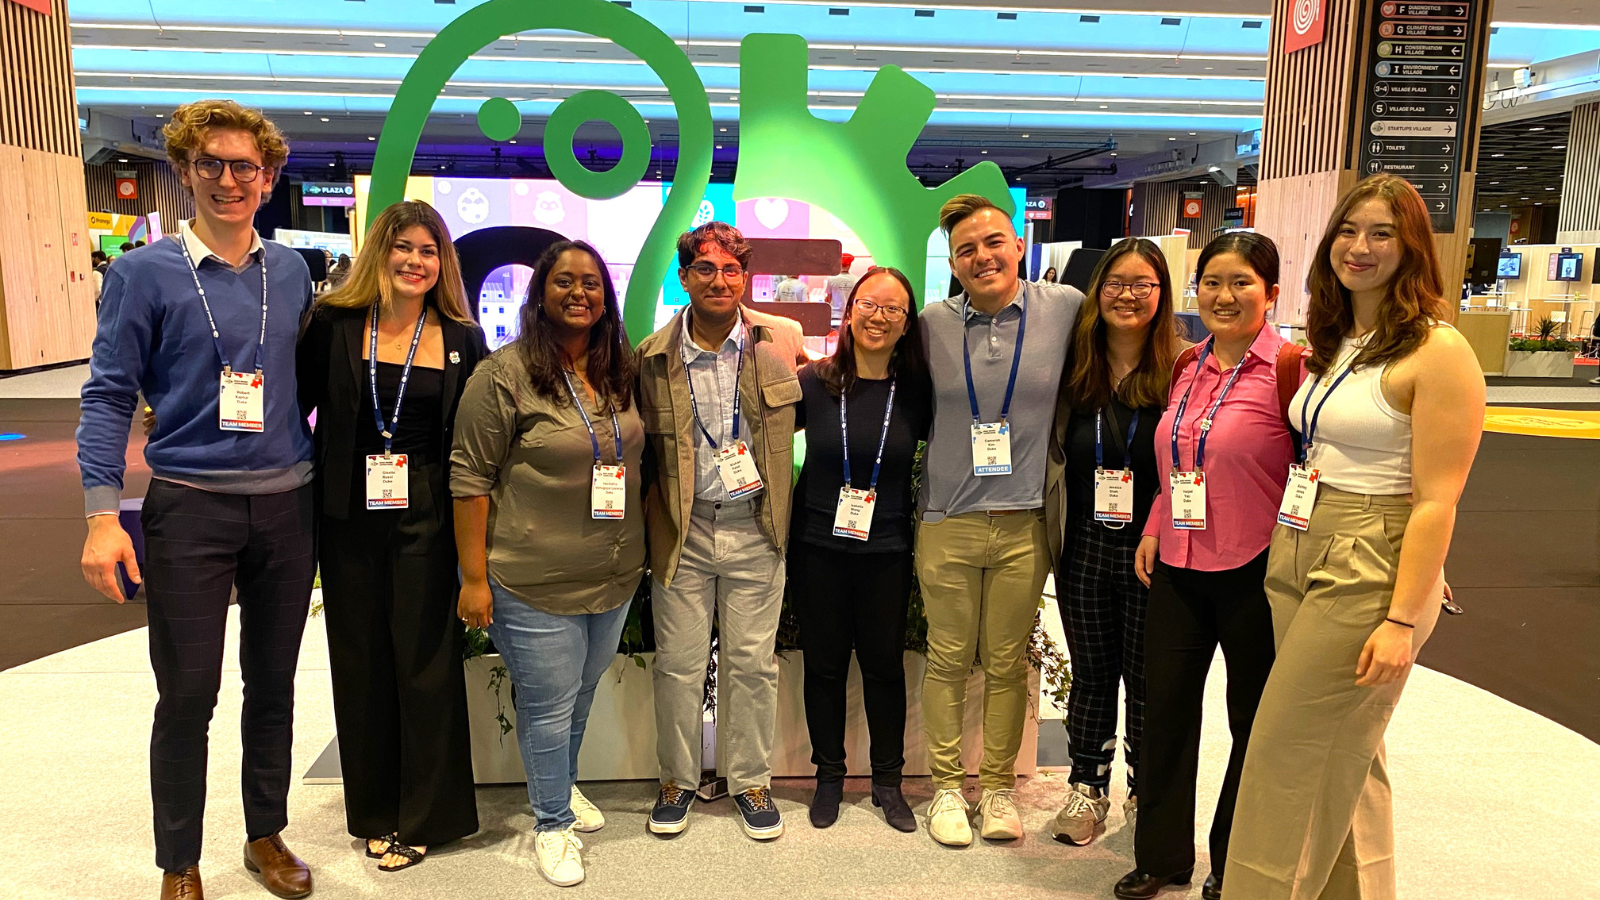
[734,786,784,840]
[648,782,694,835]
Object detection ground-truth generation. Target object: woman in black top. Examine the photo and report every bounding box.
[296,201,489,871]
[1050,238,1184,849]
[790,267,931,833]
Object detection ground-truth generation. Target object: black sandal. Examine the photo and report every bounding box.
[365,833,398,860]
[378,842,426,872]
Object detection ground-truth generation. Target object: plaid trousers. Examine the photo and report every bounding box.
[1058,513,1149,794]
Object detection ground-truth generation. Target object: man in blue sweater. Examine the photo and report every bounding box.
[77,100,316,900]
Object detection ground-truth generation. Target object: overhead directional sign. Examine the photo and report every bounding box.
[1358,0,1478,230]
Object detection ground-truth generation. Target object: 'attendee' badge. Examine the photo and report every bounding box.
[1170,471,1207,530]
[1277,465,1319,531]
[1094,469,1134,525]
[592,464,627,519]
[219,370,265,432]
[970,422,1012,476]
[716,441,764,499]
[366,454,409,509]
[833,487,876,541]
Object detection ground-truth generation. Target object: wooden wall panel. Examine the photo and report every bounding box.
[0,0,78,157]
[1556,102,1600,237]
[1262,0,1361,180]
[0,146,93,369]
[1256,170,1351,326]
[84,161,196,233]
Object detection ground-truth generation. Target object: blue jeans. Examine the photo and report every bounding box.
[487,581,632,832]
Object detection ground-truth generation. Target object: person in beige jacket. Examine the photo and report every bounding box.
[636,221,804,842]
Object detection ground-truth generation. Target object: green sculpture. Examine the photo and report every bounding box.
[366,0,1014,341]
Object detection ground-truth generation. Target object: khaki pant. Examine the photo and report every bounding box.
[1225,487,1442,900]
[916,509,1051,791]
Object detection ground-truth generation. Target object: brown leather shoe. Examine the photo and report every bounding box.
[243,835,313,899]
[160,867,203,900]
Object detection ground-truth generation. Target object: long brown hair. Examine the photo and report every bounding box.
[1065,238,1182,411]
[318,201,474,325]
[1306,174,1448,376]
[815,267,929,398]
[516,240,636,413]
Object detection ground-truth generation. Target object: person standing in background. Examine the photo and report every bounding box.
[790,266,931,833]
[90,250,110,306]
[637,222,803,842]
[1225,175,1485,900]
[916,194,1084,847]
[1041,266,1058,284]
[827,252,860,324]
[1048,238,1183,847]
[297,200,487,873]
[77,99,315,900]
[775,273,810,303]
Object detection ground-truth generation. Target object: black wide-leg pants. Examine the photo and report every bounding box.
[789,540,911,786]
[317,460,478,847]
[140,479,317,873]
[1135,550,1275,881]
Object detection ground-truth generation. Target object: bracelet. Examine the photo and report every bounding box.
[1385,617,1415,629]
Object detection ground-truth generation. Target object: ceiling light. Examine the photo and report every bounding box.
[1500,204,1507,207]
[155,113,163,118]
[1516,165,1528,169]
[1169,137,1176,140]
[367,136,375,140]
[509,140,516,144]
[117,157,128,162]
[1021,133,1029,137]
[1491,152,1503,157]
[1546,187,1555,190]
[981,149,988,153]
[1110,152,1117,157]
[328,162,334,167]
[1521,196,1529,200]
[720,127,727,132]
[1207,165,1220,172]
[304,111,312,115]
[320,117,329,121]
[1553,144,1566,149]
[373,42,386,48]
[716,144,723,149]
[1100,104,1108,108]
[1188,131,1196,135]
[1528,126,1544,131]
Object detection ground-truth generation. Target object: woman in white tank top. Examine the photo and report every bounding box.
[1223,174,1486,900]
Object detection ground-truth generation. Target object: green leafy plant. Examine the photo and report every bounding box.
[1509,318,1577,352]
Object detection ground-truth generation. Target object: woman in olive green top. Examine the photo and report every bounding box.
[450,240,644,889]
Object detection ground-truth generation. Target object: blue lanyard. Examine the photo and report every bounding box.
[1095,406,1141,470]
[840,379,896,492]
[562,369,624,465]
[1169,338,1247,472]
[1297,350,1358,465]
[368,303,428,456]
[961,295,1027,425]
[177,229,268,375]
[685,330,745,451]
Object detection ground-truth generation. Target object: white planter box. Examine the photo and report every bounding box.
[465,651,1041,784]
[1502,349,1576,378]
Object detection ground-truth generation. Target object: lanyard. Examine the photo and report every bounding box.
[1297,348,1359,465]
[841,379,897,492]
[685,331,745,451]
[177,230,268,375]
[1095,406,1141,470]
[562,369,624,465]
[1169,338,1247,472]
[961,295,1027,425]
[368,303,429,456]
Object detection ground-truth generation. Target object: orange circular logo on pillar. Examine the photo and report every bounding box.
[1182,197,1203,218]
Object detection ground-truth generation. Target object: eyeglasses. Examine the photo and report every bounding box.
[1100,280,1159,299]
[684,262,745,280]
[191,157,270,183]
[853,299,909,322]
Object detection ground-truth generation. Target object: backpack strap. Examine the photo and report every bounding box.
[1276,342,1309,433]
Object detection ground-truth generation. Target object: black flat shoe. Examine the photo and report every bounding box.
[871,783,916,833]
[1113,868,1194,899]
[1202,872,1223,900]
[809,779,844,828]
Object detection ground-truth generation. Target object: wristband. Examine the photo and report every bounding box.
[1384,617,1415,629]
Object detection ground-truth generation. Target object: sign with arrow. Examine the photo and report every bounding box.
[1358,0,1476,231]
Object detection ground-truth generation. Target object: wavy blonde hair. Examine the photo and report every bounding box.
[317,201,474,325]
[162,100,289,194]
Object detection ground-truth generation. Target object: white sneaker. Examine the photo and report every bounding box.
[927,788,973,846]
[570,784,604,833]
[1051,783,1110,845]
[977,788,1024,841]
[534,827,585,887]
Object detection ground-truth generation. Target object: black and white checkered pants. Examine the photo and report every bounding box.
[1058,513,1149,794]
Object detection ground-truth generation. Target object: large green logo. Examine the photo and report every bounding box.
[367,0,1012,342]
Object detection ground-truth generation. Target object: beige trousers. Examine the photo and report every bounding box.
[1225,487,1442,900]
[915,510,1051,791]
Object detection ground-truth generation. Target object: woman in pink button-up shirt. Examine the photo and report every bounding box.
[1113,233,1299,900]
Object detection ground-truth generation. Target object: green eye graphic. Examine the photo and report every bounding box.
[368,0,1011,342]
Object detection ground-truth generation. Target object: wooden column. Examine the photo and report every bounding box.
[1555,102,1600,244]
[1255,0,1494,324]
[0,0,95,371]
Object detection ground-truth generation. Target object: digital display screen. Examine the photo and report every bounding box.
[1496,253,1521,278]
[1555,252,1583,282]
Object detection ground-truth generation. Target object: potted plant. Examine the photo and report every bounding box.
[1504,316,1578,378]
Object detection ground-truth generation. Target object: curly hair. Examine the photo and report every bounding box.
[676,221,752,270]
[161,100,289,174]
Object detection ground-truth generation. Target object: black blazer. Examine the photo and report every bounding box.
[297,304,491,519]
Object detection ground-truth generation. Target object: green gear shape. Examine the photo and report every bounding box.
[367,0,1013,341]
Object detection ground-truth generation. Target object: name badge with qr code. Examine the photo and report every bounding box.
[1094,468,1134,525]
[970,422,1013,476]
[833,487,876,541]
[592,464,626,519]
[1170,471,1207,530]
[366,454,409,509]
[715,442,764,499]
[219,370,264,432]
[1277,465,1319,531]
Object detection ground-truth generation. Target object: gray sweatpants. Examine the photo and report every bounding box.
[651,497,786,793]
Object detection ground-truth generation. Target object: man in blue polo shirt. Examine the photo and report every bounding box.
[77,100,315,900]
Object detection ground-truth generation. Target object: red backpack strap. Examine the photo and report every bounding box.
[1276,342,1309,432]
[1169,344,1200,403]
